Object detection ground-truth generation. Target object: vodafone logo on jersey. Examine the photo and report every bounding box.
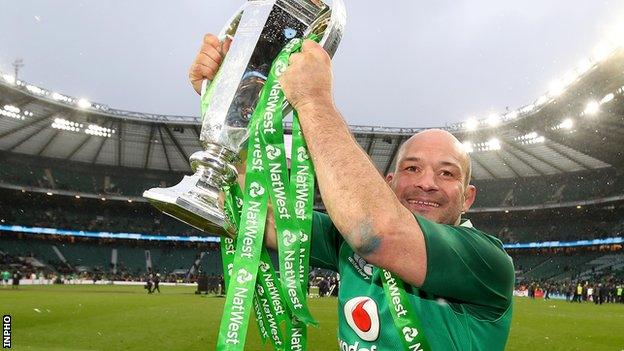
[344,297,380,342]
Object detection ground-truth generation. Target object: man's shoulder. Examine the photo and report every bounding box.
[419,216,506,251]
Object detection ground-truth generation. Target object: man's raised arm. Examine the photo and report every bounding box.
[190,34,279,250]
[279,40,428,286]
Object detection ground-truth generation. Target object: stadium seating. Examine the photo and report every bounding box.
[0,151,181,197]
[0,234,223,275]
[1,151,623,209]
[0,188,205,236]
[512,250,623,282]
[471,168,620,208]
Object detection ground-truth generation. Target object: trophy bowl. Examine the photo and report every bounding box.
[143,0,346,237]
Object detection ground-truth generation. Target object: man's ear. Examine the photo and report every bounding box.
[462,185,477,213]
[385,173,394,185]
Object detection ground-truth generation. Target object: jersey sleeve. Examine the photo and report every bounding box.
[417,216,515,320]
[309,211,343,272]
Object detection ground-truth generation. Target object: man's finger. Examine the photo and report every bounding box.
[302,39,330,62]
[221,37,233,56]
[190,61,219,81]
[199,47,223,67]
[203,33,221,48]
[301,39,321,52]
[288,52,304,65]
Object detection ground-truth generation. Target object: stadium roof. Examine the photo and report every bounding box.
[0,49,623,180]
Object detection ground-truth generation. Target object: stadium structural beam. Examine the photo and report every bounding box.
[12,95,35,110]
[157,126,172,171]
[117,121,123,167]
[191,125,203,150]
[0,94,34,112]
[163,124,189,161]
[66,135,92,160]
[0,111,57,140]
[544,141,598,171]
[7,114,60,151]
[191,125,200,138]
[8,123,50,151]
[542,142,588,171]
[144,124,155,169]
[37,110,80,157]
[540,128,620,167]
[36,129,60,156]
[91,121,115,164]
[493,150,520,178]
[498,141,546,177]
[508,140,567,173]
[383,136,405,176]
[365,134,375,155]
[470,153,498,180]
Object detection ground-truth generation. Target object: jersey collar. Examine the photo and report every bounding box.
[459,218,473,228]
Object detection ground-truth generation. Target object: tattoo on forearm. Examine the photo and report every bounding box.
[349,219,381,256]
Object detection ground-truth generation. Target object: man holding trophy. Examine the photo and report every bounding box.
[149,0,514,349]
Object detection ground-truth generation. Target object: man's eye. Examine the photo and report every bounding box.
[441,170,454,177]
[405,166,418,172]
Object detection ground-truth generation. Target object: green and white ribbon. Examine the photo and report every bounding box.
[257,37,317,327]
[222,185,274,347]
[285,112,316,350]
[216,36,320,350]
[216,119,269,350]
[380,269,431,351]
[257,250,288,350]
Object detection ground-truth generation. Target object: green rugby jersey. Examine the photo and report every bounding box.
[310,211,514,351]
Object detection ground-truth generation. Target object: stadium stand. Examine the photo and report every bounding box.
[1,46,623,288]
[0,232,223,278]
[472,168,623,208]
[0,151,182,196]
[0,188,204,236]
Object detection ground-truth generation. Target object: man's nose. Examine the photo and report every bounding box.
[415,169,438,191]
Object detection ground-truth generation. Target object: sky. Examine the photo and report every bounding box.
[0,0,622,128]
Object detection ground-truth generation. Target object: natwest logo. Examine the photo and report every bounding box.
[348,253,374,280]
[338,339,377,351]
[343,297,380,342]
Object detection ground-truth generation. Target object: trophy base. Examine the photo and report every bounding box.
[143,174,236,238]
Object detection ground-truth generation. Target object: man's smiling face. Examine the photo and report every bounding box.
[386,129,476,225]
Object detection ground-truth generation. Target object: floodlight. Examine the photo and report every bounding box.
[465,118,478,131]
[576,59,592,75]
[2,74,15,85]
[562,71,578,87]
[488,138,501,150]
[3,105,20,114]
[487,114,500,127]
[592,43,612,62]
[559,118,574,130]
[584,101,600,115]
[77,99,92,109]
[548,80,565,97]
[505,110,519,120]
[535,95,549,106]
[600,93,614,104]
[26,84,45,95]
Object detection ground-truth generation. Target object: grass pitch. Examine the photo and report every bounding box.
[1,285,623,350]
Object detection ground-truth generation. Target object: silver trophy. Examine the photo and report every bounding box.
[143,0,346,237]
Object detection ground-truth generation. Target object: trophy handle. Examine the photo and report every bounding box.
[218,1,346,59]
[307,0,346,58]
[218,4,245,41]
